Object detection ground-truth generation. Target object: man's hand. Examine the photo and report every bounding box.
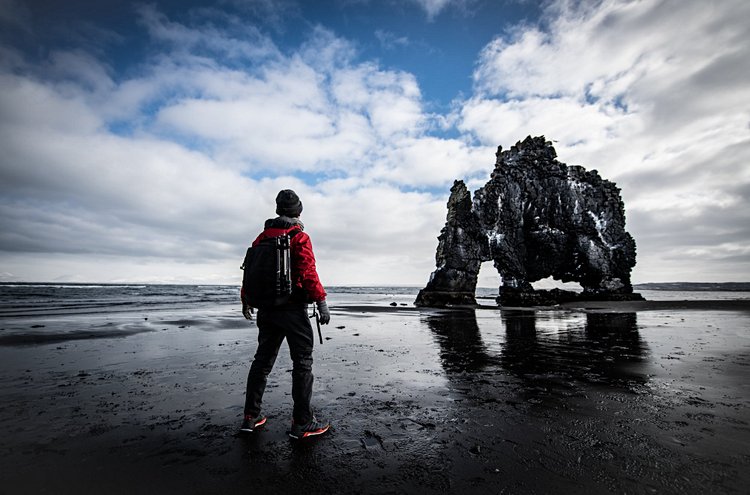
[242,304,255,320]
[316,300,330,325]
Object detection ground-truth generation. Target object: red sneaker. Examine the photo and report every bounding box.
[239,414,267,433]
[288,417,330,439]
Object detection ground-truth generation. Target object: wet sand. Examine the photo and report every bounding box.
[1,297,748,494]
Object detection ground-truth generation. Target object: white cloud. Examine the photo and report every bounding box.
[0,8,457,284]
[297,184,446,285]
[2,0,749,285]
[136,3,281,63]
[330,64,425,139]
[374,30,410,50]
[459,96,637,157]
[411,0,453,20]
[123,17,429,173]
[365,136,493,187]
[44,50,116,94]
[460,0,750,283]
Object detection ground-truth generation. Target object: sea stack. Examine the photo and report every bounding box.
[415,136,642,307]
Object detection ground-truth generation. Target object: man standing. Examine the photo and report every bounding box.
[240,189,331,439]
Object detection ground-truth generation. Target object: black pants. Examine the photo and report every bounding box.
[243,304,314,425]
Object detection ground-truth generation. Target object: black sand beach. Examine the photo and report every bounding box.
[1,288,748,494]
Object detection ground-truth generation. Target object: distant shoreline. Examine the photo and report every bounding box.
[632,282,750,291]
[2,281,750,291]
[336,299,750,314]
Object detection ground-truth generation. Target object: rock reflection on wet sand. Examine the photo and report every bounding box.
[428,310,648,387]
[0,300,748,494]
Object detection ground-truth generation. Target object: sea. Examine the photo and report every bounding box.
[1,283,749,319]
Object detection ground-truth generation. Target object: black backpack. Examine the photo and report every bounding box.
[241,228,301,308]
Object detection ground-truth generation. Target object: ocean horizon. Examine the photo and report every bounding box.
[2,283,749,328]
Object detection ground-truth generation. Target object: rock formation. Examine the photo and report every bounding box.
[415,136,642,307]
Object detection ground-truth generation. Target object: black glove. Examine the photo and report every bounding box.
[316,300,330,325]
[242,304,255,320]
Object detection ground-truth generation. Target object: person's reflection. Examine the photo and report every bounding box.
[423,310,493,373]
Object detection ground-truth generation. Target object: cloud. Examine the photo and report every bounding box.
[2,0,748,285]
[150,53,428,173]
[0,74,265,258]
[123,15,430,173]
[136,3,281,63]
[460,0,750,282]
[374,30,410,50]
[411,0,453,20]
[0,6,467,284]
[458,96,636,157]
[364,136,493,187]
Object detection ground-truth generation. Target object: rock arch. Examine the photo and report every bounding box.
[415,136,641,307]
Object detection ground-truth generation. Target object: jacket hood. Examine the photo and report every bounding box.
[264,216,305,231]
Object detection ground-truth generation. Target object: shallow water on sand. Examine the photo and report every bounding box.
[0,289,748,494]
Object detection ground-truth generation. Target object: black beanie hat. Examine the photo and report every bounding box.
[275,189,303,217]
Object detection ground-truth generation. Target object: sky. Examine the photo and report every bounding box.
[0,0,748,287]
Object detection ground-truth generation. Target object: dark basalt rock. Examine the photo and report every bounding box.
[415,136,643,307]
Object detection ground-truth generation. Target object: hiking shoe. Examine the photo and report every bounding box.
[288,417,330,440]
[239,414,267,433]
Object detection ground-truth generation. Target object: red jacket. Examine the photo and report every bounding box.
[241,219,327,305]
